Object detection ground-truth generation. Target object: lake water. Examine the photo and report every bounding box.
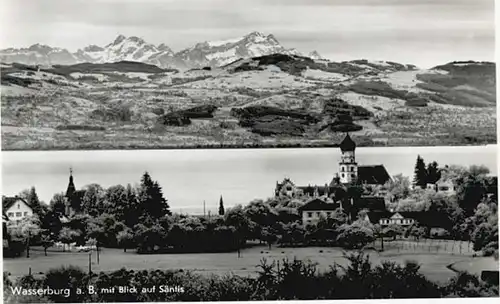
[1,145,497,214]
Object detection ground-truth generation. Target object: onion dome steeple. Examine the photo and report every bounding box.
[339,133,356,152]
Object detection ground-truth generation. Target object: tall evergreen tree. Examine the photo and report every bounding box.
[426,161,441,184]
[123,184,139,228]
[414,155,427,188]
[137,172,171,221]
[218,196,225,216]
[26,186,46,217]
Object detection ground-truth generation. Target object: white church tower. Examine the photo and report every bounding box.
[338,133,358,184]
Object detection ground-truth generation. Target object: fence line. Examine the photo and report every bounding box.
[377,238,475,255]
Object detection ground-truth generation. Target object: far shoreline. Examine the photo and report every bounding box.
[1,142,496,152]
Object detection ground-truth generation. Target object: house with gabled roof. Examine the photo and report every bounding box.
[365,211,415,227]
[2,196,34,223]
[298,198,340,225]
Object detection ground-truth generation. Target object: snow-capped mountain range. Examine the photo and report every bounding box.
[0,32,323,70]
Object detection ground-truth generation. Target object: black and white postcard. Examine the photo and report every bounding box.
[1,0,498,303]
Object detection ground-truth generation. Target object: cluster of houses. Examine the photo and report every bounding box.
[2,169,78,249]
[274,134,459,229]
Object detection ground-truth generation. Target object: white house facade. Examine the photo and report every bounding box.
[379,212,415,226]
[4,197,33,222]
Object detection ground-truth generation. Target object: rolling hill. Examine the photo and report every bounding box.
[0,53,495,150]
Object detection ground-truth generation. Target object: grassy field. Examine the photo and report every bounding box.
[4,241,497,284]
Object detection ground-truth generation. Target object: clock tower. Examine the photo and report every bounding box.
[338,134,357,184]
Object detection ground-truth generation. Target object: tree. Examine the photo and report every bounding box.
[103,185,128,219]
[87,219,106,264]
[385,174,410,202]
[81,184,105,216]
[40,209,63,240]
[225,205,252,256]
[58,227,80,252]
[336,220,375,249]
[40,233,55,256]
[280,221,306,247]
[426,161,441,184]
[49,193,66,216]
[122,184,139,228]
[405,222,426,241]
[137,172,171,221]
[7,215,42,258]
[383,224,404,241]
[134,222,168,253]
[25,187,47,217]
[470,203,498,255]
[372,224,385,251]
[116,229,134,252]
[261,227,278,250]
[244,199,278,236]
[413,155,427,188]
[218,196,225,216]
[455,166,490,216]
[66,214,92,245]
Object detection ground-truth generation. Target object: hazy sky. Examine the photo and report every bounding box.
[0,0,495,68]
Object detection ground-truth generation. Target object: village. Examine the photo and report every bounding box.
[2,134,499,302]
[2,134,497,256]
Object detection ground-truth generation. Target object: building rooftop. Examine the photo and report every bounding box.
[2,196,30,210]
[339,133,356,152]
[298,198,339,211]
[358,165,391,185]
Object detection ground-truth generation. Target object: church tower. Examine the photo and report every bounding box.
[338,134,358,184]
[64,168,76,216]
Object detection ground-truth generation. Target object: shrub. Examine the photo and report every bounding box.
[323,97,373,118]
[55,125,106,131]
[177,105,218,119]
[157,113,191,126]
[444,272,499,297]
[251,117,306,136]
[3,239,26,257]
[151,107,165,116]
[234,63,264,73]
[405,97,428,107]
[219,120,237,129]
[89,104,133,122]
[329,122,363,132]
[1,75,34,87]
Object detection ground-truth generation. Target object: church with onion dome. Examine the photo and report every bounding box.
[274,133,391,200]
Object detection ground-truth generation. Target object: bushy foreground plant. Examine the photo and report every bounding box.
[4,252,497,302]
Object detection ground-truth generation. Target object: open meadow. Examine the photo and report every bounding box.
[4,240,497,284]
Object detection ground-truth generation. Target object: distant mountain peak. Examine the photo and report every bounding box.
[113,34,127,45]
[128,36,146,44]
[308,50,324,60]
[157,43,172,52]
[83,45,104,52]
[247,31,265,37]
[0,32,324,69]
[28,43,53,51]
